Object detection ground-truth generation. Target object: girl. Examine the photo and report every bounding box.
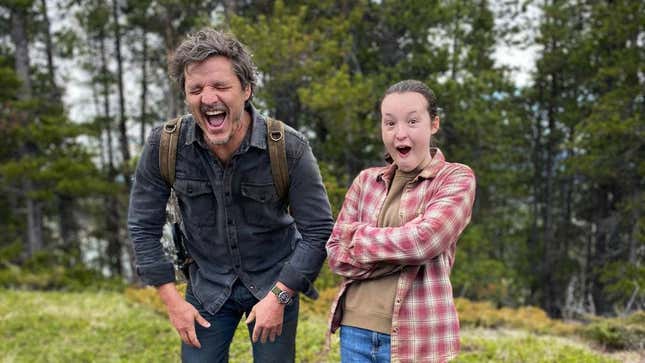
[326,80,476,362]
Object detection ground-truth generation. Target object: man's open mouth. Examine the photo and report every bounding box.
[204,109,227,128]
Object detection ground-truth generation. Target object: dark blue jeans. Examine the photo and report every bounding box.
[181,280,299,363]
[340,325,391,363]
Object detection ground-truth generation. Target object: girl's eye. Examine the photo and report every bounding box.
[409,119,418,125]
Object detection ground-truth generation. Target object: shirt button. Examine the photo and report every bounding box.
[396,298,401,304]
[249,285,255,290]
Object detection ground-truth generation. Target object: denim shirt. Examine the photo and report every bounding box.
[128,105,334,315]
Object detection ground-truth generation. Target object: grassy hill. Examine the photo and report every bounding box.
[0,289,642,362]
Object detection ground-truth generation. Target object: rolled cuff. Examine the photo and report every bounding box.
[137,261,176,287]
[278,263,319,300]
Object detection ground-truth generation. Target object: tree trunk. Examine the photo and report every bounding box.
[98,27,123,276]
[112,0,131,190]
[58,195,79,259]
[450,0,462,81]
[140,26,149,146]
[40,0,60,100]
[11,8,32,99]
[11,5,45,257]
[163,15,181,118]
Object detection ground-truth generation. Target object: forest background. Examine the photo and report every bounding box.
[0,0,643,361]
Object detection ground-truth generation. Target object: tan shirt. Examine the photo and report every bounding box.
[341,167,418,334]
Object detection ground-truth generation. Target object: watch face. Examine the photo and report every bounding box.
[278,291,291,304]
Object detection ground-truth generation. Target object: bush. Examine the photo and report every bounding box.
[581,311,645,351]
[455,298,578,335]
[0,250,126,291]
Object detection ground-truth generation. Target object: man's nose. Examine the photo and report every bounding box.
[201,88,220,105]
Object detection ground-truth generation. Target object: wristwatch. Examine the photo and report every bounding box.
[271,285,294,305]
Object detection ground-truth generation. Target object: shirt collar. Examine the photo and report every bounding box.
[377,148,446,183]
[185,103,267,152]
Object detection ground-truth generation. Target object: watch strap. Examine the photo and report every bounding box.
[271,285,293,305]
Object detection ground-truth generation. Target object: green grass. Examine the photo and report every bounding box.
[456,329,620,363]
[1,289,640,363]
[0,290,177,362]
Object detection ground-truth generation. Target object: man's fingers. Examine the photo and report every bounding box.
[187,328,202,348]
[245,309,256,324]
[269,323,283,342]
[260,326,270,344]
[195,312,211,328]
[252,325,261,343]
[179,330,190,346]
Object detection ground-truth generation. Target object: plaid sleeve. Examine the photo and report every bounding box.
[346,165,476,266]
[326,172,377,279]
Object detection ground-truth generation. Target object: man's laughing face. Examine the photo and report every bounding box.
[184,56,251,147]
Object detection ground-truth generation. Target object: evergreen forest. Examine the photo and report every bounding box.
[0,0,643,352]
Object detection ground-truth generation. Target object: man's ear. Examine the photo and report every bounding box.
[243,85,252,101]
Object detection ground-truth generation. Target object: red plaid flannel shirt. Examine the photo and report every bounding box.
[326,148,476,363]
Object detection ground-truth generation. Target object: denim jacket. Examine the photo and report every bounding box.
[128,105,334,315]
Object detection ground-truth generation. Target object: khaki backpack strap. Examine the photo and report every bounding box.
[266,117,289,202]
[159,116,183,187]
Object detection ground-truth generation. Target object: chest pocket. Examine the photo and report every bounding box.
[240,182,280,226]
[173,178,217,227]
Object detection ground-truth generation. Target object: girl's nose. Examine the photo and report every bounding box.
[394,124,408,140]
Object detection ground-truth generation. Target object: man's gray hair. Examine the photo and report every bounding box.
[169,28,257,102]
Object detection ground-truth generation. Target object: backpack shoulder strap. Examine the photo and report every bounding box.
[266,117,289,202]
[159,116,183,187]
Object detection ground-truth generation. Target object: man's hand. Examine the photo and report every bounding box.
[157,283,210,348]
[245,282,293,343]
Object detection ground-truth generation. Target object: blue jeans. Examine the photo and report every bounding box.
[340,325,391,363]
[181,280,299,363]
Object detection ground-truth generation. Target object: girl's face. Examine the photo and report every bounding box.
[380,92,440,172]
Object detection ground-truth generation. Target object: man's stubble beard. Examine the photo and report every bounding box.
[206,113,243,146]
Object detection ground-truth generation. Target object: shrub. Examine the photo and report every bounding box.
[455,298,578,335]
[0,250,126,291]
[581,311,645,351]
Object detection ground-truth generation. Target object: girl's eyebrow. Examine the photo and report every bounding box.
[383,110,420,118]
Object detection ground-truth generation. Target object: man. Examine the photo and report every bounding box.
[128,29,334,362]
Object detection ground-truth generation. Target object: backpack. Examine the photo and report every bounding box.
[157,115,290,279]
[158,115,290,199]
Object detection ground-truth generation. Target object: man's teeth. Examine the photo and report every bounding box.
[205,110,225,116]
